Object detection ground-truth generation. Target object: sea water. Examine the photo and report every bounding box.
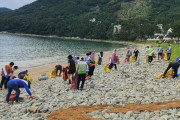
[0,33,126,70]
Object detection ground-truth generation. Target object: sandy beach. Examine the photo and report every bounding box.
[13,47,129,82]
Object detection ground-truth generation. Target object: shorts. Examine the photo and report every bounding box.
[68,70,75,74]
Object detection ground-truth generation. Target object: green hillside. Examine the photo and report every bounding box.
[0,0,180,40]
[0,7,12,12]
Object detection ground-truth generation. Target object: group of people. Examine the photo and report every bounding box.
[64,52,98,90]
[0,44,179,104]
[108,45,179,79]
[0,62,33,103]
[145,44,172,64]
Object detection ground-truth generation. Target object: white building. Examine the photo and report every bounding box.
[113,25,122,35]
[167,28,172,35]
[157,24,163,30]
[89,18,96,22]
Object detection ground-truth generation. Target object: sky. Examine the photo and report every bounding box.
[0,0,37,10]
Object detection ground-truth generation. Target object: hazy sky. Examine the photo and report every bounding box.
[0,0,37,10]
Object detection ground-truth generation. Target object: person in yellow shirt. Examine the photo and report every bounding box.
[147,46,154,63]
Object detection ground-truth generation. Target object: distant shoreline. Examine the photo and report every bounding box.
[0,31,138,81]
[0,31,135,46]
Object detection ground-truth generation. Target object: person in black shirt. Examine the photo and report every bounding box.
[67,55,76,84]
[163,60,180,78]
[55,65,62,77]
[134,48,139,61]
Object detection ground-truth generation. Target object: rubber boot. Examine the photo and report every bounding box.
[69,80,71,84]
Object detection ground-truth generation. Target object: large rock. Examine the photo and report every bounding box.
[29,107,38,113]
[38,73,48,81]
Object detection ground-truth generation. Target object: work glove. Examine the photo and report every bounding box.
[5,75,9,79]
[30,96,34,99]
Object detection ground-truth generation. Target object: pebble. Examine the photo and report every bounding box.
[1,46,179,119]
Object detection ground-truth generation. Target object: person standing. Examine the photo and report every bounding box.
[157,45,163,60]
[109,50,117,70]
[134,48,139,61]
[85,53,91,64]
[10,66,18,80]
[126,48,132,62]
[0,62,14,90]
[166,44,172,60]
[147,46,154,63]
[67,55,76,84]
[98,51,103,65]
[77,57,89,90]
[90,52,95,64]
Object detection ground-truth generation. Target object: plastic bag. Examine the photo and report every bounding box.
[70,72,78,90]
[9,93,16,101]
[131,54,136,62]
[63,67,68,81]
[24,74,33,83]
[156,68,174,78]
[164,52,168,61]
[104,64,112,73]
[162,53,165,59]
[153,54,156,58]
[49,69,57,78]
[124,56,128,63]
[116,56,120,64]
[146,56,149,63]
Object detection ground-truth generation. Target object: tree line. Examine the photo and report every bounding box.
[0,0,180,41]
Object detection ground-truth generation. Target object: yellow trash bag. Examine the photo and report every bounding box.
[146,56,149,63]
[156,68,174,78]
[164,52,168,61]
[104,64,112,73]
[95,60,98,65]
[49,69,57,78]
[131,54,136,62]
[24,74,33,83]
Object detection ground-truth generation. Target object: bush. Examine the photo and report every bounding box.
[166,40,175,44]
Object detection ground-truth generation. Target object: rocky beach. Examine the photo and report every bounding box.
[1,45,180,120]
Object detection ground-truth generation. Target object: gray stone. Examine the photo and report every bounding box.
[110,113,119,118]
[38,76,48,81]
[104,113,111,119]
[161,115,170,120]
[29,107,38,113]
[21,108,27,114]
[40,105,49,113]
[126,111,133,118]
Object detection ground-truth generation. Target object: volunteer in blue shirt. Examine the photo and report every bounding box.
[6,78,33,103]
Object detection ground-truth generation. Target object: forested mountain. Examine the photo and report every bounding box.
[0,0,180,40]
[0,7,12,12]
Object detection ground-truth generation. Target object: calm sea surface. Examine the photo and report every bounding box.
[0,33,126,70]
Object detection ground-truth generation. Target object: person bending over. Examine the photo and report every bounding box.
[5,77,33,103]
[18,70,28,79]
[163,60,180,78]
[55,65,62,77]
